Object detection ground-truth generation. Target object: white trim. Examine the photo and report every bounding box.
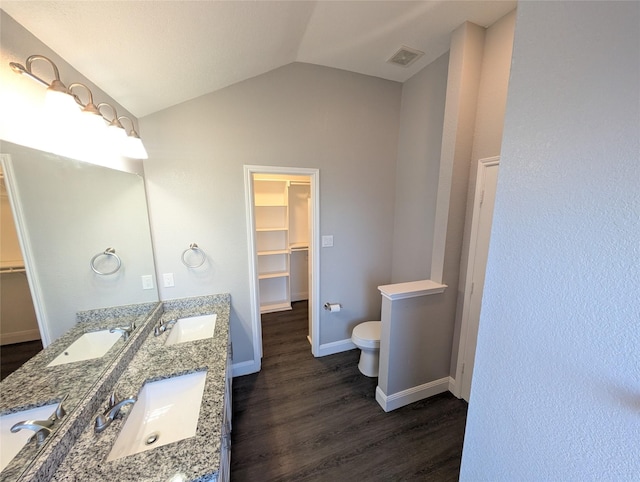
[309,172,320,357]
[375,377,452,412]
[291,290,308,302]
[316,338,356,357]
[0,329,41,345]
[378,279,447,301]
[244,168,263,361]
[1,154,50,346]
[232,359,261,377]
[453,156,500,399]
[448,376,457,395]
[244,165,320,365]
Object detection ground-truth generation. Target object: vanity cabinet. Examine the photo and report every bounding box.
[11,294,232,482]
[0,302,162,482]
[218,342,233,481]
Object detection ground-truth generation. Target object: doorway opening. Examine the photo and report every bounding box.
[244,166,320,367]
[0,161,44,379]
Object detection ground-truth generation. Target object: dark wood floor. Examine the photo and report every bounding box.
[231,301,468,481]
[0,339,42,381]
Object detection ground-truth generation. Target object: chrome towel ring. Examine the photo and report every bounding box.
[181,243,206,268]
[90,248,122,275]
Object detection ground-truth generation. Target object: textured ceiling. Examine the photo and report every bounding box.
[2,1,516,118]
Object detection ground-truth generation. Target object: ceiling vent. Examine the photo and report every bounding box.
[387,46,424,67]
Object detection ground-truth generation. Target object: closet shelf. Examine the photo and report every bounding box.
[0,266,26,274]
[259,300,292,313]
[256,227,288,232]
[258,270,290,280]
[257,249,289,256]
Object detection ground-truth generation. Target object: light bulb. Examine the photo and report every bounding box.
[124,134,148,159]
[44,88,80,121]
[82,110,107,133]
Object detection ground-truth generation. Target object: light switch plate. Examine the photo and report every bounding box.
[322,235,334,247]
[141,275,154,290]
[163,273,175,288]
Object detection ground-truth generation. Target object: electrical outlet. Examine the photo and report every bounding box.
[322,235,334,248]
[163,273,175,288]
[141,275,154,290]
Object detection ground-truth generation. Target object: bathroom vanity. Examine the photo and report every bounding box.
[0,302,161,481]
[0,294,231,482]
[1,143,232,481]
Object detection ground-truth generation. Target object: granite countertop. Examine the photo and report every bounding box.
[0,302,159,482]
[51,294,231,482]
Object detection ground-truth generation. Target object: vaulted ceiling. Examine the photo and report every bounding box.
[2,1,516,118]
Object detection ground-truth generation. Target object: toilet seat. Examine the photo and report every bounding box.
[351,321,381,349]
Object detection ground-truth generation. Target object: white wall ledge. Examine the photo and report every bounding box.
[378,279,447,301]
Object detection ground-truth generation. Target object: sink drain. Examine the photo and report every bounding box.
[145,432,160,445]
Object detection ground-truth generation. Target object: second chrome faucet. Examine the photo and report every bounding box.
[94,393,137,433]
[110,322,136,341]
[154,319,177,337]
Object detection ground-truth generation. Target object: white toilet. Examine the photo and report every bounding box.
[351,321,381,377]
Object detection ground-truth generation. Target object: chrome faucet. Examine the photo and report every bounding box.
[53,393,68,421]
[9,394,68,447]
[94,394,137,433]
[154,319,177,336]
[110,321,136,341]
[10,419,54,446]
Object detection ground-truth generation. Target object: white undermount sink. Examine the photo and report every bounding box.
[165,314,217,346]
[106,370,207,461]
[47,330,122,367]
[0,404,57,472]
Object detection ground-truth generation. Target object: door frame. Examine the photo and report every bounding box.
[244,165,320,367]
[454,156,500,400]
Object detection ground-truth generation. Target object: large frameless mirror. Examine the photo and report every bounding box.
[0,140,158,479]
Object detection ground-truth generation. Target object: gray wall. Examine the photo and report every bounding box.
[450,9,516,375]
[391,52,448,283]
[140,63,401,365]
[461,1,640,479]
[403,21,485,388]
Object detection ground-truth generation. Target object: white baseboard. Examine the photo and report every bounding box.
[232,339,354,374]
[291,292,308,302]
[316,338,356,357]
[0,329,40,345]
[375,376,452,412]
[232,359,260,377]
[448,377,459,397]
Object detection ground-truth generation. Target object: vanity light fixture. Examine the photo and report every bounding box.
[9,54,148,160]
[10,54,79,115]
[98,102,128,142]
[68,82,106,132]
[118,116,148,160]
